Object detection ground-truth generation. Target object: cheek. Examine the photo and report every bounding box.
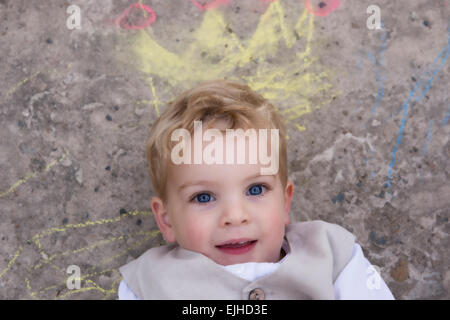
[180,216,211,247]
[260,198,286,222]
[265,211,287,241]
[258,204,287,235]
[266,212,286,229]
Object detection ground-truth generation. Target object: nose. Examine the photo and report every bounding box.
[219,200,251,227]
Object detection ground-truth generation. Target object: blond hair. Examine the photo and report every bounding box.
[146,80,287,202]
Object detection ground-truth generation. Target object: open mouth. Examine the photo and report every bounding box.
[215,239,257,255]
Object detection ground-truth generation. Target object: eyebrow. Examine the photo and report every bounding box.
[177,174,276,192]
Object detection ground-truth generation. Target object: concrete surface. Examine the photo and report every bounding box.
[0,0,449,299]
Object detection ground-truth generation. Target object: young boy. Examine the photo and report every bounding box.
[118,80,394,300]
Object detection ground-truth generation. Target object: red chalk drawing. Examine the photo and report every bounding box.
[117,3,156,29]
[190,0,229,11]
[305,0,341,17]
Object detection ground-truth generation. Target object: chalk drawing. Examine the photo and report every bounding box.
[130,1,338,133]
[190,0,230,11]
[414,53,449,104]
[421,120,433,157]
[0,208,159,299]
[0,143,160,299]
[0,150,70,199]
[368,22,387,116]
[116,3,156,30]
[32,228,158,299]
[443,106,450,125]
[1,64,72,106]
[304,0,341,17]
[0,246,23,279]
[385,25,450,189]
[147,76,160,117]
[357,24,387,181]
[0,71,41,105]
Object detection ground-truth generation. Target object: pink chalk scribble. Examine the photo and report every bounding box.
[117,3,156,30]
[305,0,342,17]
[190,0,230,11]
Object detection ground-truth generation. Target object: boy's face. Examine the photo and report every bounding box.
[151,126,294,266]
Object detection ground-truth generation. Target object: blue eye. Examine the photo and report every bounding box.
[191,185,268,203]
[194,193,214,203]
[247,184,266,196]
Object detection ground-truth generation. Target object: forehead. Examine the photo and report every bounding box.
[167,161,267,186]
[166,119,280,189]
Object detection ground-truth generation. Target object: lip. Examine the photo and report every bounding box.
[215,238,257,255]
[216,238,255,246]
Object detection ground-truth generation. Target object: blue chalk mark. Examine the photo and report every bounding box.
[370,170,377,180]
[421,120,433,157]
[413,24,450,104]
[384,45,446,118]
[415,47,450,103]
[373,29,387,115]
[386,24,450,187]
[356,54,363,73]
[367,53,384,115]
[354,54,363,113]
[372,69,385,115]
[443,108,450,125]
[367,24,387,116]
[387,87,417,178]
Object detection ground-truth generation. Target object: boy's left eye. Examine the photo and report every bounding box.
[191,192,215,203]
[246,184,266,196]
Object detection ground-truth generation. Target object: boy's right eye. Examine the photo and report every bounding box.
[191,193,215,203]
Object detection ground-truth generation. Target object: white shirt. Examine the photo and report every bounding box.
[118,242,395,300]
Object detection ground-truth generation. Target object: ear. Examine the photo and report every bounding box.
[283,180,294,225]
[151,197,176,243]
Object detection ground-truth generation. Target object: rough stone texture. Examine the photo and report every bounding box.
[0,0,449,299]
